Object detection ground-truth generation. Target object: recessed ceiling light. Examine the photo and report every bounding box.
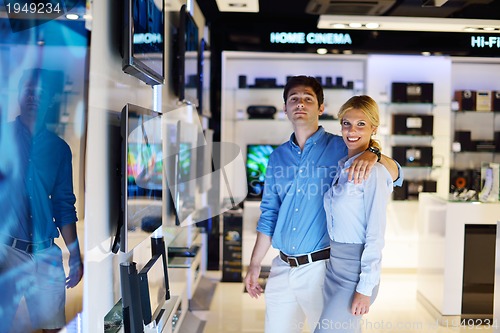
[229,3,247,7]
[66,14,79,20]
[365,22,380,29]
[215,0,258,12]
[349,23,362,28]
[331,23,346,29]
[316,48,328,55]
[464,27,476,32]
[484,27,496,31]
[421,51,431,56]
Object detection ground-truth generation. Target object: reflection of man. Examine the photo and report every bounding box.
[0,68,83,333]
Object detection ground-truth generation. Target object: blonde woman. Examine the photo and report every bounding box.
[315,95,394,333]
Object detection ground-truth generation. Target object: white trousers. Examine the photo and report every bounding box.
[264,255,327,333]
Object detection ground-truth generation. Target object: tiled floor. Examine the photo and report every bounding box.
[193,271,494,333]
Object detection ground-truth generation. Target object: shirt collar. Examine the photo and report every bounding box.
[15,116,48,139]
[289,126,325,148]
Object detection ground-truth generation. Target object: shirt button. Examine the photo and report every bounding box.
[292,227,296,231]
[299,169,303,173]
[298,151,301,155]
[292,246,296,250]
[297,189,301,193]
[295,208,299,212]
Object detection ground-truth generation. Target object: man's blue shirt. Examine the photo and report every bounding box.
[257,127,347,255]
[256,126,403,256]
[3,117,77,243]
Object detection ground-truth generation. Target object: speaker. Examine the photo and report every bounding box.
[315,76,322,85]
[391,82,434,103]
[492,91,500,112]
[392,146,433,167]
[254,77,277,88]
[247,105,277,119]
[325,76,333,87]
[454,90,476,111]
[392,114,433,135]
[450,169,471,192]
[495,132,500,152]
[454,131,474,151]
[335,76,343,87]
[120,262,143,333]
[238,75,247,88]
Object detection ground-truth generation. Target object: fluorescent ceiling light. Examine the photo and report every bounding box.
[317,15,500,33]
[215,0,259,12]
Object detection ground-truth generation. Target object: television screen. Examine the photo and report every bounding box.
[138,254,167,326]
[173,4,199,104]
[122,0,165,85]
[246,144,278,199]
[121,104,163,252]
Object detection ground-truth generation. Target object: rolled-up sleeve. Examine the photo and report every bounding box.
[256,155,280,237]
[52,144,78,228]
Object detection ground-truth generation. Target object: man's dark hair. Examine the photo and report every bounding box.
[283,75,324,105]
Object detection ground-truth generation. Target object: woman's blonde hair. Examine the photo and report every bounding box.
[338,95,381,151]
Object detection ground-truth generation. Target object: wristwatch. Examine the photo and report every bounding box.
[366,146,381,162]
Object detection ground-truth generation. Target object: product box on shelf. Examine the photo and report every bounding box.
[454,90,476,111]
[391,82,434,103]
[476,90,493,112]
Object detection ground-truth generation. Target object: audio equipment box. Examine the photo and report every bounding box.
[476,90,492,112]
[247,105,277,119]
[492,91,500,112]
[392,114,433,135]
[454,131,475,151]
[392,146,433,167]
[450,168,481,193]
[454,90,476,111]
[391,82,434,103]
[393,180,437,201]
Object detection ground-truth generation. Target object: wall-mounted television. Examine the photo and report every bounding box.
[197,38,207,116]
[246,144,278,200]
[122,0,165,86]
[117,104,163,253]
[173,4,199,104]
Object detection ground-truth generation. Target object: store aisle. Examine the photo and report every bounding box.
[193,271,493,333]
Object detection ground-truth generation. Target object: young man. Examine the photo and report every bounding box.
[0,68,83,333]
[243,76,402,333]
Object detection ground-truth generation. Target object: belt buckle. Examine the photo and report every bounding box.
[287,257,299,267]
[26,243,38,253]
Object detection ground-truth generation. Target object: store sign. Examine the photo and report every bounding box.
[270,32,352,45]
[133,32,162,45]
[471,36,500,48]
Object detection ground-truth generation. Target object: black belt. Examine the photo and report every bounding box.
[2,236,53,253]
[280,248,330,267]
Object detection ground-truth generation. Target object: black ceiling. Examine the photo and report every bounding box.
[196,0,500,53]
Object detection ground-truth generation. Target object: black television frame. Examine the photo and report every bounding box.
[197,38,206,115]
[138,254,167,326]
[118,103,163,253]
[122,0,165,86]
[173,4,199,103]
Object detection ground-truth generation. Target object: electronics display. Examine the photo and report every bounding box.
[454,90,476,111]
[392,114,434,136]
[138,254,167,326]
[197,38,207,115]
[121,0,165,86]
[119,104,163,253]
[247,105,277,119]
[393,180,437,201]
[391,82,434,103]
[492,91,500,111]
[392,146,433,167]
[173,4,199,104]
[476,90,492,111]
[246,144,278,199]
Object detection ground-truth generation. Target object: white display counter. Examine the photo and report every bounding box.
[417,193,500,324]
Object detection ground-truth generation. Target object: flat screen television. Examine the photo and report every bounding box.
[197,38,206,115]
[173,4,199,104]
[246,144,278,199]
[138,254,167,326]
[122,0,165,86]
[118,103,163,252]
